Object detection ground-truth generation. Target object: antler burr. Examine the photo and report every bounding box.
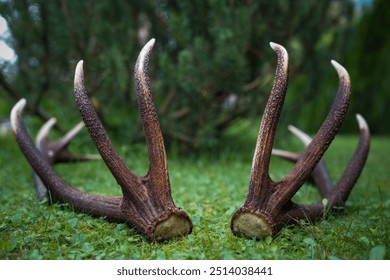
[231,42,370,239]
[11,39,192,242]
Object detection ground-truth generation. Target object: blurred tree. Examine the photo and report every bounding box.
[156,0,355,148]
[0,0,359,150]
[346,0,390,134]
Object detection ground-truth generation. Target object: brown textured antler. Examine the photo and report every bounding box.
[33,118,100,200]
[273,115,370,211]
[231,42,370,239]
[11,39,192,241]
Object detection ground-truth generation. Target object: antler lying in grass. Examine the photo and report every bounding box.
[11,39,192,242]
[231,42,370,239]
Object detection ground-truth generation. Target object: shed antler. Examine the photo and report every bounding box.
[11,39,192,241]
[231,42,370,239]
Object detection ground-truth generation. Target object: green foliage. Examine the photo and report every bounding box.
[1,127,389,259]
[1,0,367,152]
[346,0,390,134]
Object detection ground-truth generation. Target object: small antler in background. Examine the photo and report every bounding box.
[11,39,192,242]
[231,42,370,239]
[33,118,100,200]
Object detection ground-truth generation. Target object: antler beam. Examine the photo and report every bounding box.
[11,39,192,242]
[231,42,370,239]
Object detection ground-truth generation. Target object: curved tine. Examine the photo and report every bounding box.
[276,60,351,203]
[249,42,289,194]
[55,121,84,150]
[74,61,139,192]
[134,38,169,185]
[35,117,57,154]
[11,99,124,217]
[272,148,300,162]
[328,114,370,207]
[272,147,332,197]
[288,125,311,146]
[54,121,102,163]
[33,118,57,200]
[289,115,370,222]
[288,125,333,197]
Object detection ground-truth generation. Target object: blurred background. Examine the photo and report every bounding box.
[0,0,388,152]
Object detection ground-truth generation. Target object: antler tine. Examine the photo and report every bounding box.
[74,60,140,195]
[11,99,124,217]
[33,117,57,200]
[287,125,312,146]
[35,117,57,153]
[247,42,289,205]
[327,114,370,207]
[33,118,100,200]
[281,125,333,197]
[272,148,299,162]
[36,119,99,162]
[55,121,84,151]
[134,39,170,193]
[231,43,368,240]
[54,121,102,163]
[280,114,370,223]
[274,60,351,205]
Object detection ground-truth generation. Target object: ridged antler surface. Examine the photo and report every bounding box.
[231,43,370,239]
[11,39,192,242]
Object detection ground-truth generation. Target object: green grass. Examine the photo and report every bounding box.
[0,125,389,260]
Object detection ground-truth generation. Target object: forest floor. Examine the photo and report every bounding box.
[0,124,389,260]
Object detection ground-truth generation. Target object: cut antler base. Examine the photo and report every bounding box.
[11,39,192,242]
[231,42,370,239]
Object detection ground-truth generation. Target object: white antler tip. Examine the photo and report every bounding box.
[269,42,287,54]
[148,38,156,47]
[74,60,84,85]
[136,39,156,78]
[36,118,57,146]
[331,60,348,79]
[355,113,368,131]
[269,42,288,69]
[140,38,155,58]
[10,99,27,133]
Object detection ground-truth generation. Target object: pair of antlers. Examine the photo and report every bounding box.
[11,39,370,242]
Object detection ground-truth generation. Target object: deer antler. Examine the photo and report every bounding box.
[11,39,192,242]
[231,42,370,239]
[33,118,100,200]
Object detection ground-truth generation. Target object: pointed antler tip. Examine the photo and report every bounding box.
[269,42,279,49]
[287,124,297,132]
[269,42,288,70]
[355,114,368,131]
[140,39,155,57]
[269,42,287,54]
[76,60,84,68]
[11,99,27,117]
[10,99,27,133]
[36,118,57,146]
[330,60,349,79]
[17,98,27,108]
[287,124,312,146]
[74,60,84,84]
[135,39,156,77]
[148,38,156,46]
[75,121,85,129]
